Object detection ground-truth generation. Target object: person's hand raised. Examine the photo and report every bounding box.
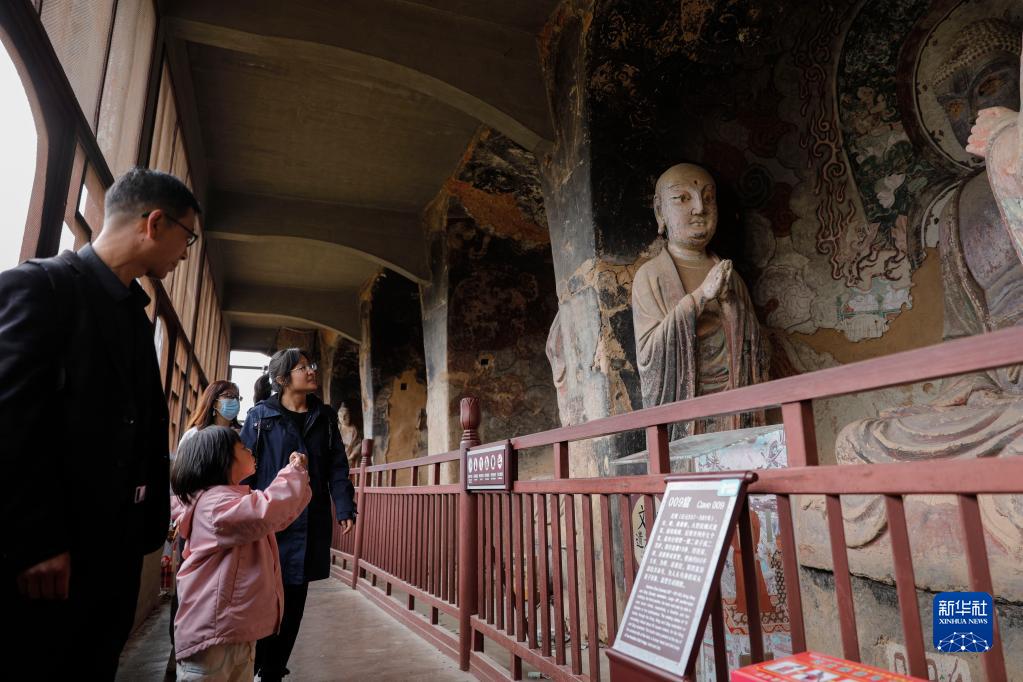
[966,107,1017,158]
[289,452,308,471]
[700,259,733,301]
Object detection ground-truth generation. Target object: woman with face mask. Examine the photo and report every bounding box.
[178,380,244,446]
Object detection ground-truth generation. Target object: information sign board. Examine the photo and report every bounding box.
[464,441,513,491]
[609,476,750,679]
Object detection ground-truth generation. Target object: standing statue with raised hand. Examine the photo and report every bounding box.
[632,163,769,439]
[337,402,363,469]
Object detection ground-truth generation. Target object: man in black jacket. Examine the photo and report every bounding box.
[0,168,200,678]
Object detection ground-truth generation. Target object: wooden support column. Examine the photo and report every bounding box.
[458,397,481,671]
[350,439,372,589]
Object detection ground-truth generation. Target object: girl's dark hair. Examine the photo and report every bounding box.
[171,426,240,504]
[254,372,272,403]
[185,380,241,431]
[267,348,310,394]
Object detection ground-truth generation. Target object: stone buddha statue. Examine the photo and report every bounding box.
[836,20,1023,550]
[337,402,363,468]
[967,51,1023,265]
[632,163,769,439]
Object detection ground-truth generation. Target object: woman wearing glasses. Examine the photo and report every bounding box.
[178,380,243,445]
[239,348,356,681]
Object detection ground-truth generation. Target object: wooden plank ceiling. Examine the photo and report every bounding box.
[160,0,557,346]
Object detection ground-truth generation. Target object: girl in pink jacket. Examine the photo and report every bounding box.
[170,426,312,681]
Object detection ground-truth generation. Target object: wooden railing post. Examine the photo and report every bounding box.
[646,423,670,474]
[775,400,816,661]
[781,400,818,466]
[458,397,481,671]
[350,438,373,590]
[409,463,420,611]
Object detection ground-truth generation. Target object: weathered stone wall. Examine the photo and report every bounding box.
[328,337,362,432]
[359,271,428,472]
[540,0,644,477]
[799,565,1023,681]
[534,0,1023,669]
[422,128,561,481]
[534,0,1023,468]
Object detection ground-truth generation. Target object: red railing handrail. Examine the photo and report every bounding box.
[359,456,1023,497]
[359,326,1023,473]
[749,456,1023,495]
[360,484,463,495]
[363,449,460,474]
[505,324,1023,451]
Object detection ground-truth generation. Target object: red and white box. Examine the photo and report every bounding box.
[731,651,924,681]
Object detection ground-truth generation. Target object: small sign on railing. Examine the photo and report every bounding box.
[608,473,753,680]
[464,440,514,491]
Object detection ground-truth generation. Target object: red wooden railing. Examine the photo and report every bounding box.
[333,326,1023,682]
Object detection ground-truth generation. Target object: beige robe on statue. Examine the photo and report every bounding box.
[632,248,769,440]
[985,109,1023,267]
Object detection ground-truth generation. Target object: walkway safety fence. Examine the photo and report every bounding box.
[333,326,1023,682]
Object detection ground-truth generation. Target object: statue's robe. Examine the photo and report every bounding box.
[632,248,769,440]
[986,109,1023,266]
[633,248,774,617]
[836,174,1023,548]
[341,425,363,468]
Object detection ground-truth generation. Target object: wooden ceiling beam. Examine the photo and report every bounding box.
[164,11,552,151]
[205,191,429,283]
[223,284,362,344]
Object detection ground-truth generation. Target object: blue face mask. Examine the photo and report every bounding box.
[217,397,241,421]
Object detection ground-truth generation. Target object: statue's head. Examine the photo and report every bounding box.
[653,164,717,252]
[337,403,351,426]
[932,19,1021,150]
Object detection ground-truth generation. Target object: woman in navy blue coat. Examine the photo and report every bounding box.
[240,348,356,681]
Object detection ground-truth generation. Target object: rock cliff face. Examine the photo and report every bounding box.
[421,128,561,481]
[528,1,1023,678]
[359,271,428,481]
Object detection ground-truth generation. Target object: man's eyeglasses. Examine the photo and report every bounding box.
[142,210,198,247]
[290,363,319,374]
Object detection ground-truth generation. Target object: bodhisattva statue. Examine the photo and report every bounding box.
[337,403,363,468]
[836,20,1023,549]
[968,66,1023,264]
[632,163,769,439]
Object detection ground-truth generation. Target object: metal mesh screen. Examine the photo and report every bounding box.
[170,125,190,186]
[97,0,156,176]
[40,0,116,127]
[193,260,214,374]
[150,62,178,173]
[217,324,231,381]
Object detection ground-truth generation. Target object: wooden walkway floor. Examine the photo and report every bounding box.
[118,578,475,681]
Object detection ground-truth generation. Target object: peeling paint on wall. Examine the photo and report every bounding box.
[421,128,561,470]
[360,271,428,465]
